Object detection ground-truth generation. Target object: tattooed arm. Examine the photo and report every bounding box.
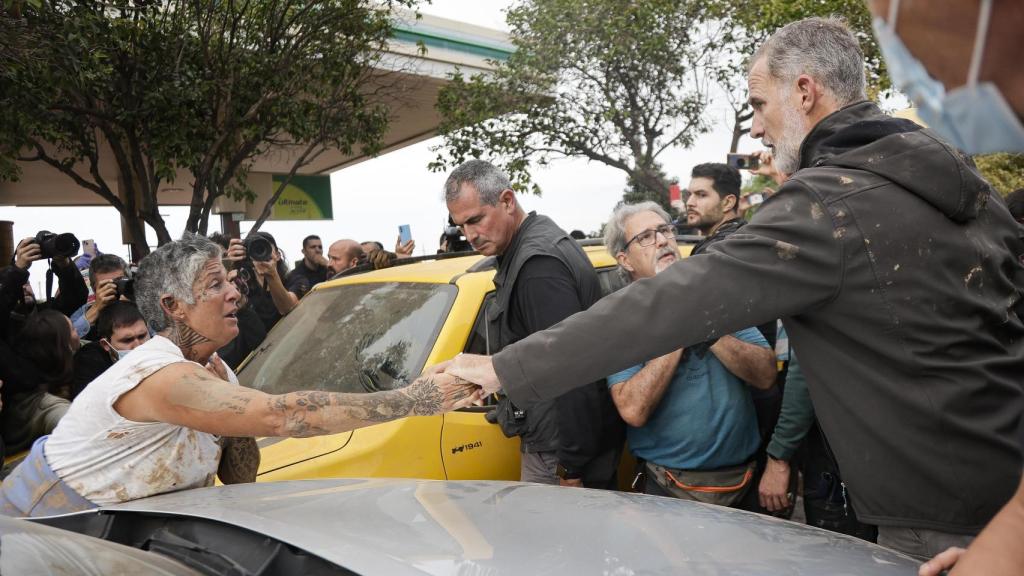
[113,362,482,438]
[218,437,260,484]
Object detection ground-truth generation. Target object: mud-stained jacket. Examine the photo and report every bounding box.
[493,101,1024,533]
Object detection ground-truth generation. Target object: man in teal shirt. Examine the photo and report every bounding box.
[602,202,776,506]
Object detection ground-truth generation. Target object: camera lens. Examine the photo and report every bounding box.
[244,236,274,262]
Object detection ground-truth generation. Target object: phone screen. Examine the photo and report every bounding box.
[398,224,412,244]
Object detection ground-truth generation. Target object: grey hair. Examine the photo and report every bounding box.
[134,233,223,333]
[443,159,512,206]
[751,17,866,106]
[604,201,672,257]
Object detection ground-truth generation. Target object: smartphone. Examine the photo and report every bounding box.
[727,153,760,170]
[398,224,412,244]
[82,239,97,256]
[747,193,765,206]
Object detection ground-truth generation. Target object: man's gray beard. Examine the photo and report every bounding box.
[773,101,808,175]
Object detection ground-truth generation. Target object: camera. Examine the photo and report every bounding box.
[439,217,472,254]
[244,234,274,262]
[114,277,134,300]
[34,230,80,259]
[727,153,760,171]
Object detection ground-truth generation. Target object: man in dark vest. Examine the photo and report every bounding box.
[444,159,623,488]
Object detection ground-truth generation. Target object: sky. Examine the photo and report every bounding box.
[1,0,761,295]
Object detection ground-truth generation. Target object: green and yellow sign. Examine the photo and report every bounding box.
[270,174,333,220]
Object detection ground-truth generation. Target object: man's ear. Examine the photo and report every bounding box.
[722,193,738,213]
[615,252,635,274]
[796,74,819,113]
[499,189,516,214]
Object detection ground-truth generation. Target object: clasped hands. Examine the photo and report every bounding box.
[423,353,502,409]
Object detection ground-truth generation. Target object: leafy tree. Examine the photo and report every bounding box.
[974,154,1024,196]
[432,0,719,201]
[0,0,411,254]
[707,0,888,153]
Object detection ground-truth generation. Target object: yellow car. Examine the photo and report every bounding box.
[239,241,693,483]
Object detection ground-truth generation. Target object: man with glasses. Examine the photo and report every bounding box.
[603,202,776,505]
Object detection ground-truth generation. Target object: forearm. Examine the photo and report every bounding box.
[268,375,468,437]
[710,335,776,390]
[610,350,681,426]
[949,475,1024,575]
[766,353,815,461]
[217,437,260,484]
[267,274,298,315]
[52,259,88,315]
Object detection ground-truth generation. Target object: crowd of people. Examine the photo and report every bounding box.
[0,5,1022,575]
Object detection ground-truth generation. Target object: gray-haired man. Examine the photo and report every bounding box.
[445,17,1024,559]
[445,159,623,488]
[603,202,774,506]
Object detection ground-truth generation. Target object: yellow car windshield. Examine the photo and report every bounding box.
[238,282,457,395]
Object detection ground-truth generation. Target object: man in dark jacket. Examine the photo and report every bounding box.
[445,159,623,488]
[445,17,1024,559]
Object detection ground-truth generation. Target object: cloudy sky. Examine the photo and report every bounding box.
[1,0,759,294]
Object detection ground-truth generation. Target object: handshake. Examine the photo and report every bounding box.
[419,354,501,412]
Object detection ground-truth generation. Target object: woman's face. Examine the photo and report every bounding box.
[180,258,241,347]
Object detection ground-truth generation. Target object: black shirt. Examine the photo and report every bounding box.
[285,261,328,299]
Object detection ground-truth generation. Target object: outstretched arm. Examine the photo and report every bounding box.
[114,362,482,438]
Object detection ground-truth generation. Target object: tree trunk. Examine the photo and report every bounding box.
[730,107,754,153]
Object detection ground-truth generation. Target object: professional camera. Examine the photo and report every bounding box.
[34,230,80,259]
[114,276,134,300]
[439,217,472,254]
[243,234,274,262]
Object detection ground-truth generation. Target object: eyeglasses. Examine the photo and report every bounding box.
[623,224,677,250]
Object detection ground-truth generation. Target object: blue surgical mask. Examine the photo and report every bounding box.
[101,339,132,362]
[872,0,1024,154]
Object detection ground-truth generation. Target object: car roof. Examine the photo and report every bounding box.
[72,478,916,575]
[312,240,693,290]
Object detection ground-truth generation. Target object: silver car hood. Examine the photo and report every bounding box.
[100,478,917,575]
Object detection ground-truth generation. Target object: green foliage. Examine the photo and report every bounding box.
[432,0,718,199]
[0,0,411,250]
[622,164,674,215]
[705,0,888,152]
[974,153,1024,196]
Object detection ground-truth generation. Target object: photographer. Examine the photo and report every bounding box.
[2,236,88,338]
[70,254,130,340]
[225,231,297,332]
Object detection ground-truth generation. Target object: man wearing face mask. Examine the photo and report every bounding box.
[72,302,150,398]
[443,16,1024,560]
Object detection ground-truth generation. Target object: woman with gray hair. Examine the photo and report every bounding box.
[0,235,481,517]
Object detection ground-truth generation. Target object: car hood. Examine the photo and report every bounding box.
[97,478,915,575]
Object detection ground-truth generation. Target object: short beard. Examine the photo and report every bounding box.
[773,91,809,176]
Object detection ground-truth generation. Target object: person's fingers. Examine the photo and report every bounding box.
[918,547,966,576]
[205,352,229,381]
[423,359,452,376]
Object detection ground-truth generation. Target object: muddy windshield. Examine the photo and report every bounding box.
[238,282,456,395]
